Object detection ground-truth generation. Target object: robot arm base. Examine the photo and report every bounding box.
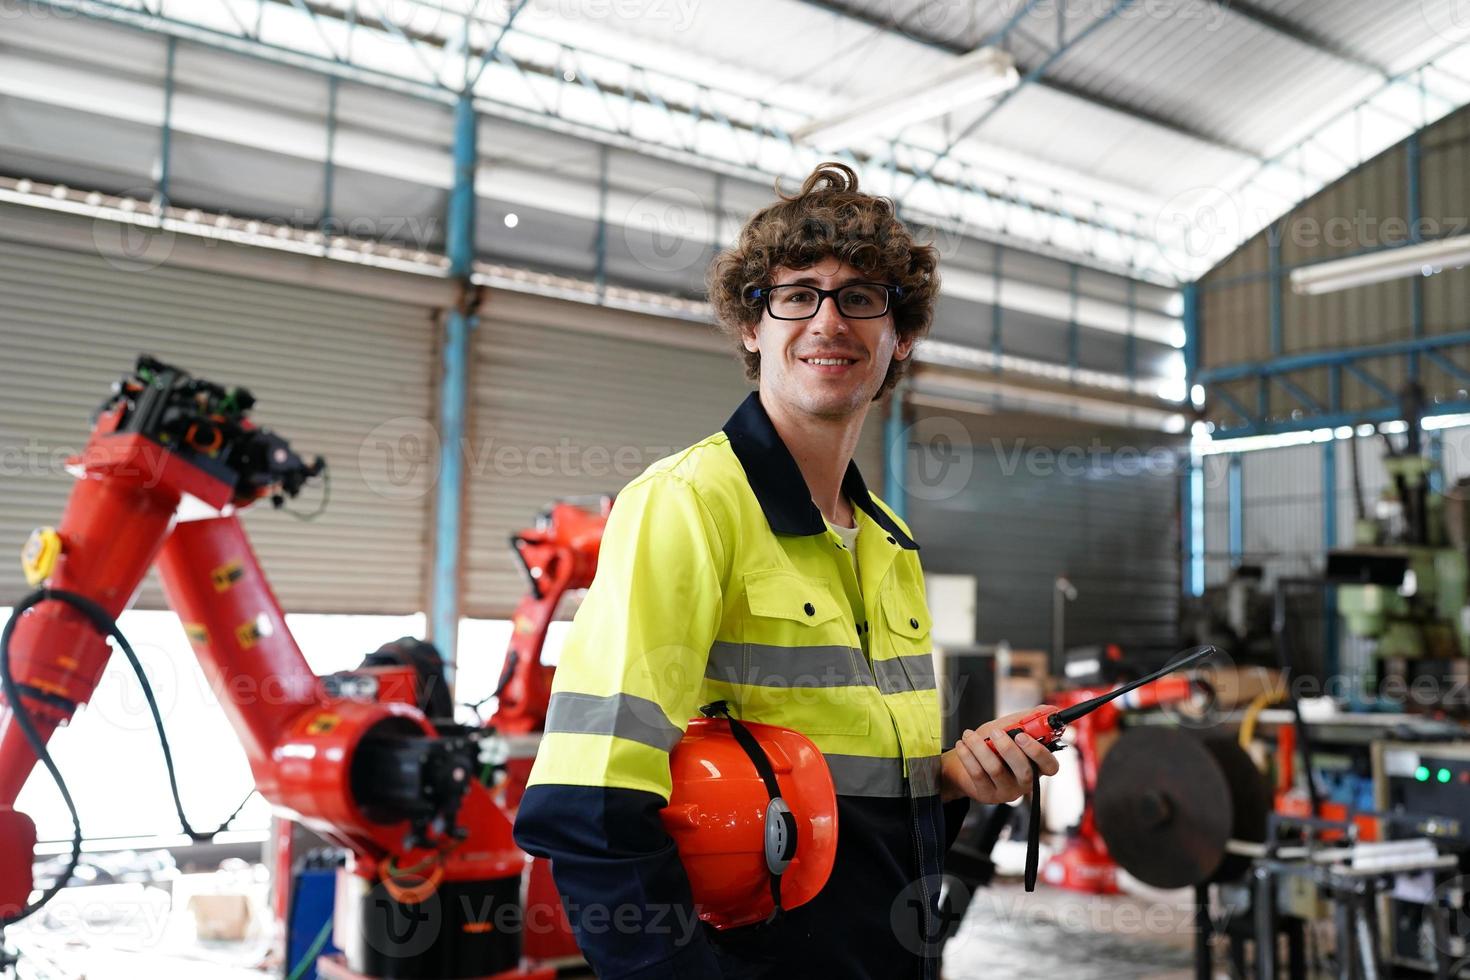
[0,808,37,921]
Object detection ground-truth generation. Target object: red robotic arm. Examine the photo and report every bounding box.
[488,497,609,812]
[0,357,535,979]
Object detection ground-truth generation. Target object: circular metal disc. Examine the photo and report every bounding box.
[1095,728,1232,888]
[1201,735,1270,882]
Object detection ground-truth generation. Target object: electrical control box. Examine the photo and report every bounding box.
[1373,740,1470,975]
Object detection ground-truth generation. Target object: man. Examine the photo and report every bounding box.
[514,162,1059,978]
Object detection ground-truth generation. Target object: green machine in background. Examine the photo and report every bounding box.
[1329,387,1470,672]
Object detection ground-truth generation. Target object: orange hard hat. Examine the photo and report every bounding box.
[661,702,838,930]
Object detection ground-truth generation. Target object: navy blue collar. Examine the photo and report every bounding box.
[721,392,919,550]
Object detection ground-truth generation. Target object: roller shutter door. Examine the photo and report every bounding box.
[905,407,1181,663]
[463,293,887,616]
[0,234,438,613]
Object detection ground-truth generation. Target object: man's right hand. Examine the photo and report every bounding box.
[939,706,1061,804]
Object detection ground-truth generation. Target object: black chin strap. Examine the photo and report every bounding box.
[701,701,798,920]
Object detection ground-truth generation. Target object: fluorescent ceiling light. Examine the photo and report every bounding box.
[1290,234,1470,295]
[792,47,1019,148]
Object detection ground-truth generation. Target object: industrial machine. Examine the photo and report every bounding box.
[1373,740,1470,975]
[1330,389,1470,704]
[0,356,549,980]
[1180,564,1278,666]
[1093,709,1470,977]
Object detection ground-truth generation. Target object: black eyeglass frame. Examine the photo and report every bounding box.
[749,282,905,321]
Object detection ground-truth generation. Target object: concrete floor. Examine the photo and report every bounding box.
[9,869,1208,979]
[942,879,1199,980]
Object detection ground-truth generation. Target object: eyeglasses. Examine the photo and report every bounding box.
[750,282,904,321]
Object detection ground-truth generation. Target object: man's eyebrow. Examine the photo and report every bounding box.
[778,275,866,287]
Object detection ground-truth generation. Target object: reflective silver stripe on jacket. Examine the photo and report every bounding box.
[869,653,936,695]
[705,640,875,688]
[543,691,683,752]
[907,754,943,797]
[823,753,944,798]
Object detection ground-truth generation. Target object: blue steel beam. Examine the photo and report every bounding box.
[468,0,532,89]
[1067,263,1079,383]
[1211,397,1470,438]
[1182,282,1200,404]
[1344,363,1395,404]
[1430,428,1445,494]
[1409,132,1424,382]
[1212,386,1255,426]
[1125,278,1137,383]
[1273,375,1322,414]
[431,91,479,684]
[1197,329,1470,384]
[1322,437,1338,678]
[594,144,608,300]
[321,73,338,229]
[1267,223,1282,356]
[1185,454,1204,597]
[1425,349,1470,386]
[991,244,1004,372]
[1227,453,1243,568]
[156,35,176,205]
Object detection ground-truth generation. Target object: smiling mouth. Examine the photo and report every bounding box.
[801,356,859,367]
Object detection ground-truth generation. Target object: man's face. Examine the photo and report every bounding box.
[741,257,912,421]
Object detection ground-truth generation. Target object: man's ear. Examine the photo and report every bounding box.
[740,321,760,354]
[893,332,915,362]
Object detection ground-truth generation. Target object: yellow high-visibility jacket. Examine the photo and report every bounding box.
[515,392,966,980]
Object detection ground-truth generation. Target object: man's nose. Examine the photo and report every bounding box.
[808,296,851,336]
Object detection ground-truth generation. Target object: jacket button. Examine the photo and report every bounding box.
[886,536,896,544]
[804,602,816,616]
[909,617,919,629]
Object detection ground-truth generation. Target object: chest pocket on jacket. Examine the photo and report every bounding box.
[878,586,940,743]
[881,587,933,655]
[729,569,871,737]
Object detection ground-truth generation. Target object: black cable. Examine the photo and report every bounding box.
[460,648,521,719]
[1,588,250,926]
[0,591,82,926]
[283,461,330,522]
[60,589,239,843]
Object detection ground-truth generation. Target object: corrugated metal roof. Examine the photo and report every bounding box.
[5,0,1466,282]
[1253,0,1448,73]
[511,0,1470,278]
[1039,9,1366,157]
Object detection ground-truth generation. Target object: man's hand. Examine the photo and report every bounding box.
[939,706,1062,804]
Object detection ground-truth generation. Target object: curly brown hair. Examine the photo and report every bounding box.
[707,162,940,399]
